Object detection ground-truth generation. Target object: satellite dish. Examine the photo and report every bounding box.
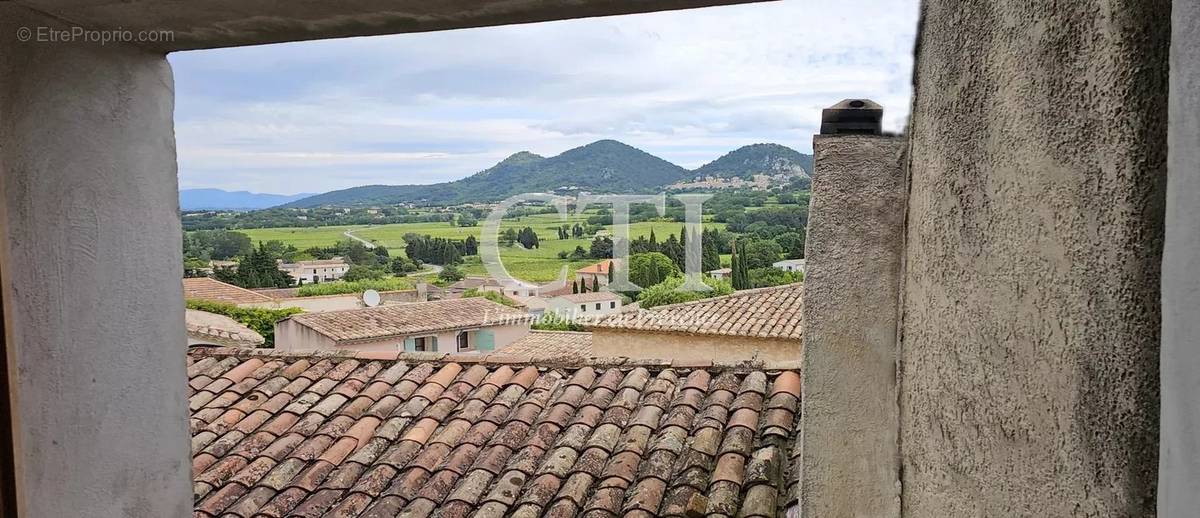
[362,289,381,307]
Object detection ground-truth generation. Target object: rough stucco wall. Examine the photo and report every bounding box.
[799,135,907,518]
[591,329,801,363]
[0,6,191,515]
[900,1,1167,515]
[1162,1,1200,513]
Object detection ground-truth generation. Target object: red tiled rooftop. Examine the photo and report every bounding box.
[285,297,528,344]
[503,331,594,361]
[576,260,615,275]
[184,277,276,305]
[590,283,804,340]
[188,347,802,517]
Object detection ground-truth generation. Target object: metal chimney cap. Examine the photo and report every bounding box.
[820,98,883,135]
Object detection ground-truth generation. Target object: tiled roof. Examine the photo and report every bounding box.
[287,298,528,344]
[576,260,615,275]
[557,291,622,303]
[184,277,276,305]
[589,284,804,340]
[509,295,550,310]
[186,309,266,348]
[189,348,801,518]
[503,331,594,361]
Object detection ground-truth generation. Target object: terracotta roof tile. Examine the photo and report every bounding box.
[187,347,800,517]
[589,282,804,340]
[285,298,527,344]
[502,330,594,361]
[183,277,275,305]
[186,308,266,347]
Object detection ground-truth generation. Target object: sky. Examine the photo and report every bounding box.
[170,0,919,195]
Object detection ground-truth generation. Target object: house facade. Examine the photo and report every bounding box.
[274,297,530,354]
[772,259,805,273]
[546,291,623,320]
[574,260,615,288]
[709,267,732,279]
[279,258,350,284]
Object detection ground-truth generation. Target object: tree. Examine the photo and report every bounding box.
[731,241,750,290]
[438,264,465,282]
[748,267,803,288]
[589,237,613,259]
[569,246,589,260]
[343,265,386,282]
[517,227,540,249]
[557,250,569,259]
[572,223,584,238]
[774,231,806,259]
[227,242,293,289]
[183,258,210,278]
[637,276,733,309]
[463,288,520,308]
[607,261,615,284]
[742,239,784,269]
[390,257,419,275]
[572,280,579,294]
[661,233,684,271]
[629,252,680,288]
[464,235,479,256]
[701,228,722,272]
[500,228,518,247]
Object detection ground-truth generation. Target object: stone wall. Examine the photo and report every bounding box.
[1161,1,1200,513]
[899,0,1169,515]
[799,134,907,518]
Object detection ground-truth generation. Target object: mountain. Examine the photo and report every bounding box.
[180,189,316,210]
[284,140,690,207]
[281,140,810,208]
[691,143,812,179]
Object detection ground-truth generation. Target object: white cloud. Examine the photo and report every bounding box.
[170,0,919,194]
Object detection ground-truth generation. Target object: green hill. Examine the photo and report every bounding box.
[690,143,812,179]
[283,140,810,208]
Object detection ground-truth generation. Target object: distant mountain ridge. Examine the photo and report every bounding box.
[180,189,316,210]
[283,140,810,208]
[691,143,812,179]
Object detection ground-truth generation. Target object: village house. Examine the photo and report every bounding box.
[480,278,540,298]
[708,267,732,280]
[547,291,623,319]
[279,257,350,284]
[589,283,803,363]
[772,259,805,273]
[274,297,530,353]
[574,259,615,288]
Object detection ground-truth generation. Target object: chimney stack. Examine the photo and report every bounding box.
[820,98,884,135]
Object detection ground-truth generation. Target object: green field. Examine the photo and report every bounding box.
[238,214,726,282]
